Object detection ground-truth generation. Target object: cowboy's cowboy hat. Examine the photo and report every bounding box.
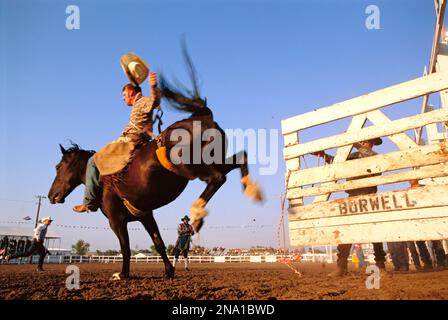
[41,216,53,223]
[181,215,190,222]
[363,137,383,145]
[120,53,149,86]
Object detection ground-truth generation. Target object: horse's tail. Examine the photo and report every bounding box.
[159,39,213,119]
[160,76,211,117]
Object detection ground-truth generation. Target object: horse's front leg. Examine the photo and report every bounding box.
[109,219,131,280]
[140,212,175,279]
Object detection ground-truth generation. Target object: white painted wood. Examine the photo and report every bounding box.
[427,123,446,143]
[289,215,448,246]
[313,115,366,203]
[284,133,300,171]
[424,47,448,143]
[283,133,303,206]
[365,109,418,149]
[288,142,448,188]
[420,176,448,185]
[283,109,448,159]
[437,44,448,108]
[423,46,448,143]
[429,0,446,74]
[214,256,225,263]
[281,72,448,134]
[287,163,448,198]
[415,0,446,145]
[289,184,448,220]
[290,207,448,229]
[249,256,262,263]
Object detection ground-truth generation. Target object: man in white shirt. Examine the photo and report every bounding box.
[4,216,53,272]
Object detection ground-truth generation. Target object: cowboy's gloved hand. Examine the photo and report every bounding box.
[149,72,157,88]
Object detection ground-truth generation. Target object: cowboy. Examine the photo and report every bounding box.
[4,216,53,272]
[173,215,195,271]
[312,137,388,276]
[73,53,161,213]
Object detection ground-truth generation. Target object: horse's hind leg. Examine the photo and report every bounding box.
[190,169,227,232]
[221,151,263,202]
[140,212,175,278]
[109,218,131,280]
[189,151,263,232]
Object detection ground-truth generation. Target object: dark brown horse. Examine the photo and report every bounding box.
[47,61,263,280]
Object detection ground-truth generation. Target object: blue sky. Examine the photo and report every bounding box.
[0,0,440,250]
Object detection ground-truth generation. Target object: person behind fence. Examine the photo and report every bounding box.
[354,244,367,268]
[312,138,387,277]
[173,215,194,271]
[3,216,53,272]
[0,236,9,259]
[408,179,447,270]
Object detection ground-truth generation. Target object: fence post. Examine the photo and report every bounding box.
[59,256,62,264]
[69,255,72,264]
[80,256,83,263]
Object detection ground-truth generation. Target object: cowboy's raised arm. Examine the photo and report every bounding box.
[149,71,161,109]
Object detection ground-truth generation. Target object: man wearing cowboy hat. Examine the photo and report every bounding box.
[173,215,195,271]
[312,137,388,276]
[73,53,161,213]
[4,217,53,272]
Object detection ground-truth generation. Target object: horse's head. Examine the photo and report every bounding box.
[48,143,95,204]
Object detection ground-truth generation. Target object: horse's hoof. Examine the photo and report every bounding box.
[244,181,264,203]
[164,271,175,279]
[242,175,264,203]
[190,204,207,233]
[190,205,208,221]
[110,272,129,281]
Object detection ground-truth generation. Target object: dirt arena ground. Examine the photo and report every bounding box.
[1,262,447,300]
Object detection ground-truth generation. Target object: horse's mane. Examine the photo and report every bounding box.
[65,141,96,155]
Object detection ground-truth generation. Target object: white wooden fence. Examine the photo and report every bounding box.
[281,16,448,246]
[2,254,331,264]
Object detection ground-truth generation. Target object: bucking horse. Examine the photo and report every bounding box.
[47,50,263,280]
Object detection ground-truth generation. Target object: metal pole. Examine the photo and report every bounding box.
[34,195,46,228]
[29,195,46,264]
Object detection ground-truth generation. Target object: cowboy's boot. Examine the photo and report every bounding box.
[72,204,90,213]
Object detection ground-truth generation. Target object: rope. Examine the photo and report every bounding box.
[155,108,164,134]
[277,170,302,276]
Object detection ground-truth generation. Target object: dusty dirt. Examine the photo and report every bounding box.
[0,262,447,300]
